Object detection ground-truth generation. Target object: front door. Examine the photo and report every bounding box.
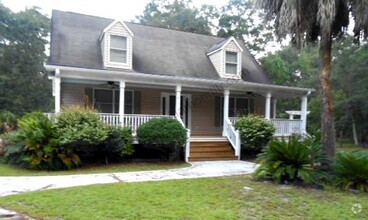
[161,93,191,128]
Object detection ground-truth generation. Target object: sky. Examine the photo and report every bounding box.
[2,0,228,21]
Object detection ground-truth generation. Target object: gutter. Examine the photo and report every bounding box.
[45,64,315,95]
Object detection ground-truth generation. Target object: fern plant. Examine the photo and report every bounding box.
[333,150,368,192]
[5,112,80,170]
[254,135,328,184]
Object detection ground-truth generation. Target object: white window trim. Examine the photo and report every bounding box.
[160,92,192,129]
[108,34,129,65]
[223,50,241,79]
[92,87,134,114]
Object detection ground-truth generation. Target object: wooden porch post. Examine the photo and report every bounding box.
[265,92,271,120]
[222,89,230,136]
[54,69,61,113]
[301,95,308,134]
[175,85,182,119]
[119,81,125,126]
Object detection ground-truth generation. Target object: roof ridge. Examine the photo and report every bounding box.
[53,9,225,41]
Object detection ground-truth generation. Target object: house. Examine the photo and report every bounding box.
[46,10,314,162]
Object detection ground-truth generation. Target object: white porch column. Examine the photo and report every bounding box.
[119,81,125,126]
[175,85,182,118]
[301,95,308,134]
[265,92,272,120]
[223,89,230,136]
[272,98,277,119]
[54,69,61,113]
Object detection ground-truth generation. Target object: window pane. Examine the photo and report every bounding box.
[125,91,133,104]
[226,64,237,74]
[95,103,113,113]
[110,49,127,63]
[94,89,112,102]
[110,35,127,49]
[236,98,248,116]
[226,52,237,63]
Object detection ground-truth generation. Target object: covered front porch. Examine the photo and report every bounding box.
[47,66,313,161]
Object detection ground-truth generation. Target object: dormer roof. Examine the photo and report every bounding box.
[207,37,243,56]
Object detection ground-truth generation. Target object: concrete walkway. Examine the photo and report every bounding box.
[0,161,257,197]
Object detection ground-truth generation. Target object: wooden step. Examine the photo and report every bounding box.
[188,156,238,162]
[188,139,237,162]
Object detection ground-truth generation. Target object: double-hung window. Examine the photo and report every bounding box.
[225,51,238,75]
[93,89,133,113]
[109,35,127,63]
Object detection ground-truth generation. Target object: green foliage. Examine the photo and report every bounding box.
[254,135,328,184]
[0,110,17,133]
[217,0,274,54]
[98,126,134,164]
[55,106,108,146]
[137,117,186,161]
[333,150,368,192]
[136,0,215,35]
[4,112,80,170]
[235,114,275,152]
[0,3,52,115]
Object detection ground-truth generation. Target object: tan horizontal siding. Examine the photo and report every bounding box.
[139,88,162,115]
[61,83,85,107]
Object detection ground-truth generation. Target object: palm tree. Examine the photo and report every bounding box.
[256,0,368,162]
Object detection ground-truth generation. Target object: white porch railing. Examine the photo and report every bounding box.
[176,116,191,162]
[229,117,303,136]
[224,118,241,159]
[271,119,303,136]
[98,113,120,127]
[122,114,176,134]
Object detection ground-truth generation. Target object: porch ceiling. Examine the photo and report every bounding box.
[47,65,315,98]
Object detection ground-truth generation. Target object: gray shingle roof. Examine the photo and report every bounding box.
[49,10,272,84]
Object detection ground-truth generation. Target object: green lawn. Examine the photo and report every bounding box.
[0,162,190,176]
[0,175,366,219]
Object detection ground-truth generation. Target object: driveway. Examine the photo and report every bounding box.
[0,160,257,197]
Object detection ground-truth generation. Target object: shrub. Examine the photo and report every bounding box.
[333,150,368,192]
[55,106,108,162]
[254,135,328,184]
[4,112,80,170]
[98,126,134,164]
[235,114,276,153]
[0,110,17,133]
[137,117,186,161]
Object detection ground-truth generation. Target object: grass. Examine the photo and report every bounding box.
[0,162,190,176]
[0,175,367,219]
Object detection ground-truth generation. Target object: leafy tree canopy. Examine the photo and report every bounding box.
[0,3,51,116]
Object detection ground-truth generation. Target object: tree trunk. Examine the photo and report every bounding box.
[351,114,359,146]
[319,32,336,163]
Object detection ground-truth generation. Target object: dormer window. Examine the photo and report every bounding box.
[110,35,127,63]
[225,52,238,75]
[100,20,134,69]
[207,37,243,79]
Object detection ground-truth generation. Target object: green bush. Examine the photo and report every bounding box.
[0,110,17,133]
[4,112,80,170]
[56,106,108,146]
[333,150,368,192]
[254,135,328,184]
[137,117,186,161]
[235,114,276,153]
[98,126,134,164]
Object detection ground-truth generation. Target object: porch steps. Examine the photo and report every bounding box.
[188,137,237,162]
